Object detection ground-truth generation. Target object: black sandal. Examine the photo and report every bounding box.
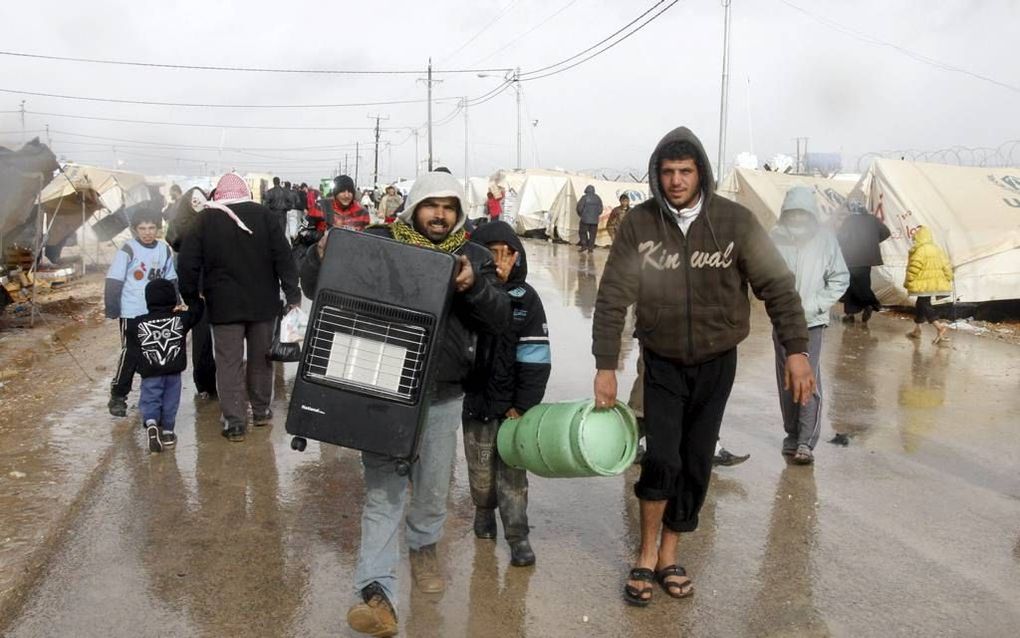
[623,567,655,607]
[655,564,694,599]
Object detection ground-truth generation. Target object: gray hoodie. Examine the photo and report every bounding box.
[770,186,850,328]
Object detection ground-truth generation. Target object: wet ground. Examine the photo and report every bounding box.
[1,240,1018,637]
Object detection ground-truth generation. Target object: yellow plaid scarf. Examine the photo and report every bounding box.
[387,220,468,253]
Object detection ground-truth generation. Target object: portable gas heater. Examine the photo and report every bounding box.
[285,229,457,473]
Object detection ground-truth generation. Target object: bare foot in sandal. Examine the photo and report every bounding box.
[655,564,694,598]
[624,567,655,606]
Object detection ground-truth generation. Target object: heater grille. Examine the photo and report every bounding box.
[304,291,435,403]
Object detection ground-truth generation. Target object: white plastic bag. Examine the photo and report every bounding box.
[280,306,307,344]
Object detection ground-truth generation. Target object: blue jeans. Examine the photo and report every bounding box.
[139,374,182,431]
[354,398,462,606]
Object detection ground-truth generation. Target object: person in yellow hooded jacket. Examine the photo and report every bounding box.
[904,225,953,344]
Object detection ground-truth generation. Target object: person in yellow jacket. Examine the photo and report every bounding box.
[904,225,953,344]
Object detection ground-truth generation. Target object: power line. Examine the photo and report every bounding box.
[0,87,462,110]
[0,49,513,76]
[777,0,1020,94]
[471,0,583,66]
[441,0,523,63]
[47,129,368,152]
[20,110,400,131]
[519,0,675,79]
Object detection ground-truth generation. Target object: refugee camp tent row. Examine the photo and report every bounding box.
[847,159,1020,305]
[716,167,859,229]
[492,168,649,245]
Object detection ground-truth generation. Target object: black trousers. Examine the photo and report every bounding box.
[636,347,737,533]
[110,318,140,399]
[579,223,598,250]
[843,266,881,315]
[913,296,939,324]
[191,310,217,394]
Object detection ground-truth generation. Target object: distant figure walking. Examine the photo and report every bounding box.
[837,202,890,323]
[904,226,953,344]
[576,185,603,253]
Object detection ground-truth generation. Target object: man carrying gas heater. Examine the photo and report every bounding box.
[300,171,509,638]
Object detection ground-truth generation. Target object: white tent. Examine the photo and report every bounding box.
[717,168,858,229]
[512,173,569,234]
[846,159,1020,304]
[549,175,648,246]
[39,164,149,247]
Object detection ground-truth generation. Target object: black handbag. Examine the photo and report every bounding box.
[268,307,302,362]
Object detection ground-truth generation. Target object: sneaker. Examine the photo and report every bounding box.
[712,448,750,467]
[409,543,445,593]
[792,444,814,465]
[222,425,245,442]
[108,396,127,417]
[509,539,536,567]
[160,430,177,448]
[347,582,397,638]
[474,509,497,539]
[145,421,162,453]
[252,410,273,427]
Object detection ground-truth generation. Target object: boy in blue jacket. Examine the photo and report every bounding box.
[126,279,204,452]
[463,221,551,567]
[104,209,177,417]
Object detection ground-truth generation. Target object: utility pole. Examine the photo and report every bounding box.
[369,114,390,187]
[463,97,469,182]
[716,0,733,183]
[515,67,522,169]
[355,141,360,185]
[343,153,348,175]
[418,59,443,172]
[45,123,51,147]
[19,100,26,145]
[793,137,809,173]
[413,128,420,176]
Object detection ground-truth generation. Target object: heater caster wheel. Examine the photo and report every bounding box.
[395,461,411,476]
[291,436,307,452]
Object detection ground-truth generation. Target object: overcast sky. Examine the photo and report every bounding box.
[1,0,1017,185]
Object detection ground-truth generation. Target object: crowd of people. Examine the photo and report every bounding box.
[99,124,953,637]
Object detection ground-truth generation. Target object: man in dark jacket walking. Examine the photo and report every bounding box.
[263,176,291,234]
[301,171,509,638]
[592,127,814,606]
[576,184,603,253]
[178,173,301,442]
[462,221,551,568]
[837,200,891,323]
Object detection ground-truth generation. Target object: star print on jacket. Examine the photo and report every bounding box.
[138,316,185,367]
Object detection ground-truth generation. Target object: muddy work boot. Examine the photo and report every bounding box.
[222,424,245,443]
[108,395,128,417]
[409,543,445,593]
[346,582,397,638]
[474,508,497,539]
[509,538,536,567]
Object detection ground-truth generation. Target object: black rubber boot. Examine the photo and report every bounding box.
[474,508,497,539]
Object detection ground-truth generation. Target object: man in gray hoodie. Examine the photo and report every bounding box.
[576,184,603,253]
[770,186,849,464]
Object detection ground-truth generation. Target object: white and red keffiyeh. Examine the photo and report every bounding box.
[200,173,254,234]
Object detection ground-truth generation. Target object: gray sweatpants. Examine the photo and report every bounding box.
[773,326,825,450]
[212,320,275,429]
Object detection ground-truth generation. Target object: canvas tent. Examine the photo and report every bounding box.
[717,168,858,230]
[845,159,1020,305]
[0,139,59,242]
[38,164,150,248]
[548,175,648,246]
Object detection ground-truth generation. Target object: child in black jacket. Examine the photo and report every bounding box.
[127,279,204,452]
[463,222,551,567]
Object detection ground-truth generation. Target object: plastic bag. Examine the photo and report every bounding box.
[268,307,306,362]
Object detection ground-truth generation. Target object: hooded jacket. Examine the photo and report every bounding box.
[592,127,809,368]
[126,279,204,378]
[904,226,953,295]
[770,187,850,328]
[463,221,551,421]
[837,211,891,267]
[300,171,511,400]
[576,185,604,225]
